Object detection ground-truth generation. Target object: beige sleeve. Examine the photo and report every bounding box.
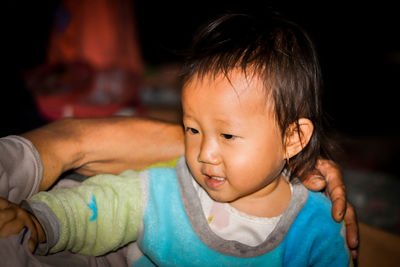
[0,135,42,203]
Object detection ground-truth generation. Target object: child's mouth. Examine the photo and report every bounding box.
[205,175,226,189]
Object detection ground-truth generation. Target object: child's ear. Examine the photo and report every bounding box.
[284,118,314,159]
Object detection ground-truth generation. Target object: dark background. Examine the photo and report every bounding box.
[134,1,399,137]
[3,1,399,137]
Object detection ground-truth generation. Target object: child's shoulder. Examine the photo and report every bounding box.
[141,159,180,189]
[286,188,345,249]
[294,189,342,234]
[114,157,180,182]
[284,182,342,239]
[306,190,332,211]
[301,190,334,220]
[285,189,349,266]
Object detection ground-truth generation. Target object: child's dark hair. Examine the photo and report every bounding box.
[181,12,338,179]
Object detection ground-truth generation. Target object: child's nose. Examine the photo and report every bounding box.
[198,139,220,165]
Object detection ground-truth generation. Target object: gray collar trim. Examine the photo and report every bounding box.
[176,156,308,258]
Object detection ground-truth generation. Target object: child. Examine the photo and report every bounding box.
[0,12,350,266]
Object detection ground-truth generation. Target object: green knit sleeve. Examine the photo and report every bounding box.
[29,169,145,256]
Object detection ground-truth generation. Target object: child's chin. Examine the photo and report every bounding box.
[206,191,235,204]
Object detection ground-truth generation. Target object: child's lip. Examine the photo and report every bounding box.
[209,176,225,181]
[201,170,225,180]
[203,173,227,189]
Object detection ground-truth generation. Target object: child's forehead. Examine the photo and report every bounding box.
[182,69,276,116]
[183,69,272,103]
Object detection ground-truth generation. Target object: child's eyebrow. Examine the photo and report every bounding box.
[182,113,194,120]
[214,118,241,129]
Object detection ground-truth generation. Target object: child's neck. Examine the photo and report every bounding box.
[229,175,291,218]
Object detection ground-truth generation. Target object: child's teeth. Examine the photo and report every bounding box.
[211,176,225,181]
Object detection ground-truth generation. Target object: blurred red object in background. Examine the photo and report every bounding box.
[25,0,143,121]
[25,62,142,121]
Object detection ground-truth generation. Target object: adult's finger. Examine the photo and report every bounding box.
[344,202,359,259]
[316,159,347,222]
[0,219,24,237]
[329,183,347,222]
[28,232,38,253]
[0,209,15,228]
[301,172,327,192]
[0,198,12,210]
[14,209,40,253]
[28,220,40,253]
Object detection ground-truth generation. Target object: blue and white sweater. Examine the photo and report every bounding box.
[26,156,350,266]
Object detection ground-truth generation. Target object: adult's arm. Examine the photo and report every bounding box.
[21,117,184,191]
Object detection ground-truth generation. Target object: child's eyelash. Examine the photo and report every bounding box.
[184,127,236,139]
[221,134,235,140]
[186,127,199,134]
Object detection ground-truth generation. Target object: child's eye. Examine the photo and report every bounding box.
[221,134,235,140]
[186,127,199,134]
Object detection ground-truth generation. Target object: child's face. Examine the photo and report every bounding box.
[182,70,287,204]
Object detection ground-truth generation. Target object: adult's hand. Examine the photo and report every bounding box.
[0,198,46,252]
[302,159,359,259]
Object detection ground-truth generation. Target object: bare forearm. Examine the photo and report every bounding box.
[21,117,184,190]
[73,116,185,174]
[21,118,84,191]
